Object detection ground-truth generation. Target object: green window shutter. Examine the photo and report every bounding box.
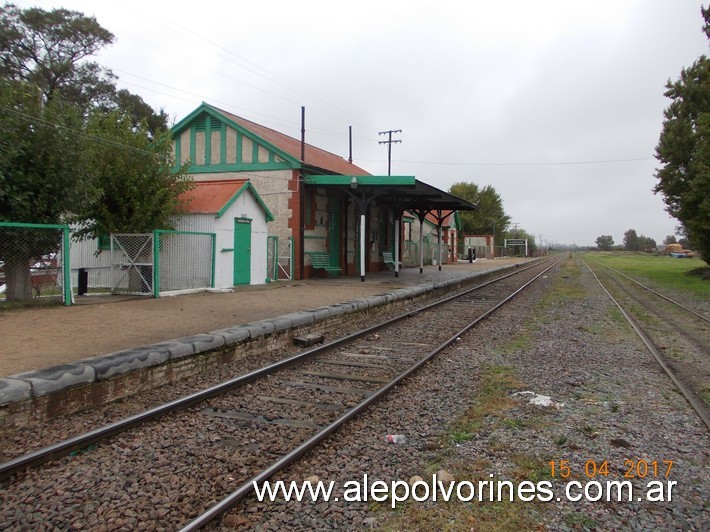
[98,234,110,250]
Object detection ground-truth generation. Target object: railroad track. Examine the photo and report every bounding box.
[0,258,557,530]
[582,258,710,429]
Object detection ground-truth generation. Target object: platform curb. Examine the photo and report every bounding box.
[0,262,526,426]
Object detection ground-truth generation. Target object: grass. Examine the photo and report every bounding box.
[379,365,551,531]
[445,365,521,441]
[582,252,709,297]
[496,255,587,354]
[564,511,598,529]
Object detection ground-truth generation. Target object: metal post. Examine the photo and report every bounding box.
[210,233,216,288]
[153,230,160,298]
[62,226,72,306]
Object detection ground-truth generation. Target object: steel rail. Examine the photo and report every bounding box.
[178,258,560,531]
[594,262,709,322]
[583,260,710,429]
[0,259,551,481]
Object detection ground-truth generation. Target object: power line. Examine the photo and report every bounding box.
[357,156,654,167]
[0,105,157,156]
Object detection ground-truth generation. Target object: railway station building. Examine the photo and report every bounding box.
[171,103,476,283]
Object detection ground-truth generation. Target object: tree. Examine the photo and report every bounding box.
[0,4,190,301]
[663,235,678,245]
[0,3,115,107]
[71,110,192,240]
[596,235,614,250]
[114,89,169,137]
[0,3,167,127]
[623,229,640,251]
[623,229,656,252]
[654,6,710,264]
[449,182,510,246]
[0,81,93,300]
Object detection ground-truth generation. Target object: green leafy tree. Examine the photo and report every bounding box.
[623,229,640,251]
[449,182,510,246]
[654,6,710,264]
[0,4,187,301]
[595,235,614,250]
[0,3,166,128]
[71,110,192,240]
[0,81,92,300]
[623,229,656,252]
[114,89,169,137]
[0,3,115,107]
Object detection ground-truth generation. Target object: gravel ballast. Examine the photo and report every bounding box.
[230,256,708,531]
[1,257,707,530]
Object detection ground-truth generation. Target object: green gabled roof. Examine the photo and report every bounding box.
[172,102,300,169]
[172,102,371,175]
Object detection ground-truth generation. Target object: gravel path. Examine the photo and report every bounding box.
[225,256,708,530]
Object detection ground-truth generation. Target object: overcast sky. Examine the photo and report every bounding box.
[13,0,709,246]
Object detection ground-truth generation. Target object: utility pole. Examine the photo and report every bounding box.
[378,129,402,176]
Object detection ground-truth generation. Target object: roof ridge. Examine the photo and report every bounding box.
[206,103,321,148]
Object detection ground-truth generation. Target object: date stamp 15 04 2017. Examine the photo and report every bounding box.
[548,459,674,480]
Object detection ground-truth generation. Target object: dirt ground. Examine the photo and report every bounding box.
[0,260,524,377]
[0,280,392,377]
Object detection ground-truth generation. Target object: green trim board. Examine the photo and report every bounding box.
[185,161,293,173]
[220,122,227,165]
[304,175,415,186]
[0,221,68,230]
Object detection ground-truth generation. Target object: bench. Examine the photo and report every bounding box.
[305,251,341,277]
[381,251,401,270]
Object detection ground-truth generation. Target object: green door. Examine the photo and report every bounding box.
[233,218,251,285]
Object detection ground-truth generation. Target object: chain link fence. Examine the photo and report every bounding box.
[401,240,451,267]
[2,224,217,303]
[0,222,71,305]
[154,230,215,294]
[110,233,154,295]
[110,231,215,296]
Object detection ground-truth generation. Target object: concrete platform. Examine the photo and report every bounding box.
[0,259,531,416]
